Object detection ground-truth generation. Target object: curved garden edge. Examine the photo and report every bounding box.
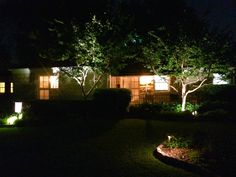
[153,144,220,177]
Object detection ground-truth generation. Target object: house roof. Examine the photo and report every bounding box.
[113,62,153,76]
[7,58,75,69]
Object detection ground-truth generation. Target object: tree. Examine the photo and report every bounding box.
[43,16,113,99]
[62,16,112,99]
[142,31,231,111]
[40,15,128,99]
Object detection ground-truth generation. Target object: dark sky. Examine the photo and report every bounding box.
[0,0,235,37]
[185,0,236,39]
[0,0,236,66]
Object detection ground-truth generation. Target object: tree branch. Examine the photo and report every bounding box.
[185,79,207,96]
[185,78,200,86]
[170,85,179,93]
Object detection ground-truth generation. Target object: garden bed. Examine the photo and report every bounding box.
[154,144,220,177]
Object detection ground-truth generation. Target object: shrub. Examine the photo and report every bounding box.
[92,88,131,117]
[198,109,232,121]
[161,102,199,113]
[198,101,231,113]
[128,103,194,120]
[163,136,193,148]
[197,84,236,103]
[128,103,162,118]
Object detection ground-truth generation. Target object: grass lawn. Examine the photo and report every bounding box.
[0,118,235,177]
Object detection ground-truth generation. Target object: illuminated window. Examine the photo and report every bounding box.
[0,82,5,93]
[39,75,59,100]
[10,82,14,93]
[154,76,169,91]
[40,90,49,100]
[213,73,229,85]
[50,76,59,89]
[140,76,153,85]
[39,76,49,100]
[40,76,49,88]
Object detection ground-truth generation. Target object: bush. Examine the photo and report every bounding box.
[27,100,93,122]
[128,103,162,118]
[198,101,232,113]
[163,136,193,148]
[198,109,233,121]
[197,84,236,103]
[195,85,236,120]
[161,102,199,113]
[92,88,131,117]
[128,103,194,120]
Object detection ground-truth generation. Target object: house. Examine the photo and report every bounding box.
[0,64,233,109]
[1,66,107,101]
[1,66,176,106]
[109,74,176,104]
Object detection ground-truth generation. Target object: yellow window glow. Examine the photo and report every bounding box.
[39,76,49,88]
[40,90,49,100]
[10,82,14,93]
[0,82,5,93]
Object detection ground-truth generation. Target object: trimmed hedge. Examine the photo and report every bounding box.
[92,88,131,117]
[128,103,194,121]
[26,100,92,121]
[196,84,236,103]
[193,84,236,121]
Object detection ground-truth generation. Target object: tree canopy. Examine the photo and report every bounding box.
[141,31,233,111]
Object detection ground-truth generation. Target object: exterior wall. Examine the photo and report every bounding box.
[0,70,12,94]
[56,69,108,100]
[109,75,174,104]
[10,68,36,101]
[9,67,108,101]
[0,70,15,113]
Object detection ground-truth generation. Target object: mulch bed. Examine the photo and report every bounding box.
[153,144,221,177]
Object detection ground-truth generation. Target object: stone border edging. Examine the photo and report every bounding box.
[153,144,220,177]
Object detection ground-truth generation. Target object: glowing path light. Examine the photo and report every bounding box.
[15,102,22,113]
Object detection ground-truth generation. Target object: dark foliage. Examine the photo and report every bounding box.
[92,88,131,117]
[197,84,236,103]
[20,100,92,125]
[196,84,236,121]
[128,103,194,121]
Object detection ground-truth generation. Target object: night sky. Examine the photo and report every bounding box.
[185,0,236,39]
[0,0,236,66]
[0,0,235,33]
[0,0,235,31]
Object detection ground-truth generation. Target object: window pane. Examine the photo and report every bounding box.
[0,82,5,93]
[50,76,59,89]
[140,76,153,85]
[39,76,49,88]
[154,76,169,90]
[10,82,14,93]
[40,90,49,100]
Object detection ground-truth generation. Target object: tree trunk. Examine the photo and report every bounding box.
[181,84,187,112]
[182,94,187,112]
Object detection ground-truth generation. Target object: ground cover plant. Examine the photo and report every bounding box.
[0,118,235,177]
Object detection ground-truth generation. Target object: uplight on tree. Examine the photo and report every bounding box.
[142,31,231,111]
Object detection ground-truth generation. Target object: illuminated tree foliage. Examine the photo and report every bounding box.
[40,16,113,99]
[142,31,232,111]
